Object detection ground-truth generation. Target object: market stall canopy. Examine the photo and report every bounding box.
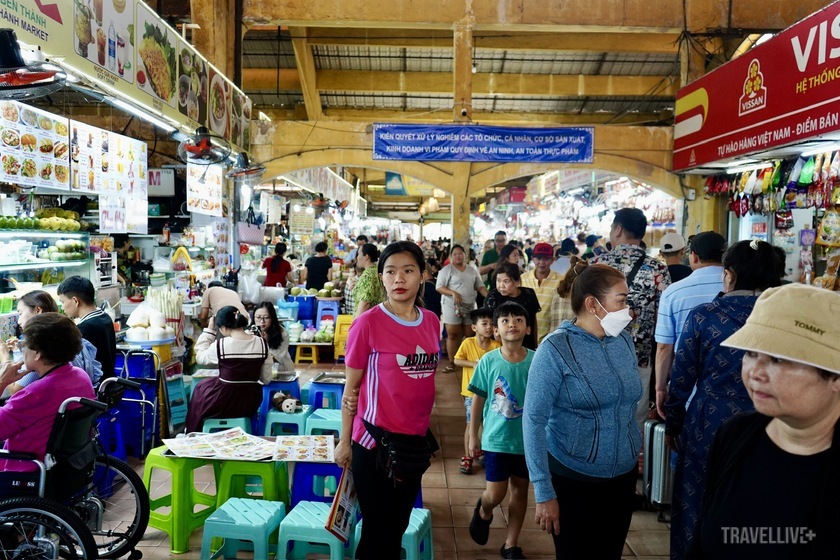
[0,29,65,100]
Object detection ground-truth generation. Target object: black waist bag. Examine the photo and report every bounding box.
[364,420,439,481]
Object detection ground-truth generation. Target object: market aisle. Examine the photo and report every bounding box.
[133,360,670,559]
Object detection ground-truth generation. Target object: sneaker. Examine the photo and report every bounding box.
[469,498,492,545]
[500,545,526,559]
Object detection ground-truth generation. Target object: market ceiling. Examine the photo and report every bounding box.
[38,0,834,216]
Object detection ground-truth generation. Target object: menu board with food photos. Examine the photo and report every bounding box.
[0,101,71,190]
[186,163,223,217]
[69,120,148,233]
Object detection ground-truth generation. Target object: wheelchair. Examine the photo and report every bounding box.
[0,377,151,560]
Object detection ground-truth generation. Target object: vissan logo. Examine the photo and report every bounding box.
[739,59,767,117]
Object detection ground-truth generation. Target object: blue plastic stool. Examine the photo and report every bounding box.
[307,381,344,410]
[278,462,349,560]
[201,498,286,560]
[351,508,433,560]
[254,380,302,434]
[315,299,340,329]
[264,405,313,436]
[304,409,342,438]
[202,417,252,434]
[300,381,311,404]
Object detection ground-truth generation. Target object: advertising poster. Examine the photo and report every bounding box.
[134,3,177,109]
[186,163,223,217]
[207,67,230,139]
[73,0,135,86]
[0,101,70,190]
[176,37,208,127]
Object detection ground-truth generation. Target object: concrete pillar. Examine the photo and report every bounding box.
[190,0,235,77]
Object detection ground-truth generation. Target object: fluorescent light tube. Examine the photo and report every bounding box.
[110,98,177,132]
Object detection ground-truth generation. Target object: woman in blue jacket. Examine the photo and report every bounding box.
[523,263,642,560]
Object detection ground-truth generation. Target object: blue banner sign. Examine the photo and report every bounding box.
[373,124,594,163]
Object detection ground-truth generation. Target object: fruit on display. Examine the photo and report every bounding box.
[35,239,87,262]
[313,319,335,343]
[40,267,65,285]
[0,208,83,231]
[289,287,302,296]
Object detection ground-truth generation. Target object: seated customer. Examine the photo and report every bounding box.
[253,302,294,373]
[186,306,272,432]
[198,281,249,328]
[0,313,95,497]
[57,276,116,380]
[1,290,102,396]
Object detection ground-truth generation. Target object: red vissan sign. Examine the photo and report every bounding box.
[674,0,840,171]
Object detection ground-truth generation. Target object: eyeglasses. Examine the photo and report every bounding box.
[253,316,271,322]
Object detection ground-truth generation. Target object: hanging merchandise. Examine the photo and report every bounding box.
[237,206,265,245]
[775,211,794,230]
[817,209,840,247]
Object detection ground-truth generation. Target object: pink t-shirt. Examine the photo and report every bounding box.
[346,303,440,448]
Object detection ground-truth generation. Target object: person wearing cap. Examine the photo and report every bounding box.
[659,232,692,283]
[654,231,727,419]
[581,234,606,261]
[522,243,563,344]
[594,208,671,430]
[689,283,840,558]
[664,239,784,558]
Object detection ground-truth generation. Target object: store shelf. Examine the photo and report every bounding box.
[148,215,171,218]
[174,215,191,219]
[0,230,88,238]
[0,260,87,272]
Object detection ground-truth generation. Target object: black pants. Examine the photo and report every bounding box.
[550,468,636,560]
[351,442,421,560]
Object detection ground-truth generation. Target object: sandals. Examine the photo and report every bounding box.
[459,456,473,475]
[442,365,456,373]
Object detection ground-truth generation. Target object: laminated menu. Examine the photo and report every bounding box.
[325,468,358,543]
[272,435,335,463]
[162,427,275,461]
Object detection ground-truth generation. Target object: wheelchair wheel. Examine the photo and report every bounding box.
[74,457,148,560]
[0,496,98,559]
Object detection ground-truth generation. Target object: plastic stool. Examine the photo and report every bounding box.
[203,417,252,434]
[351,508,433,560]
[307,381,344,410]
[264,405,313,436]
[294,345,319,364]
[143,446,218,553]
[277,501,351,560]
[300,381,311,404]
[290,462,343,506]
[254,380,302,435]
[304,409,342,438]
[334,314,353,339]
[315,300,341,329]
[201,497,286,560]
[216,460,290,508]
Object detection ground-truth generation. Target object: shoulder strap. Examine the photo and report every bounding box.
[625,252,647,286]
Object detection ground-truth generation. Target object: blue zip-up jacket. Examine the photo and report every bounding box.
[524,320,642,503]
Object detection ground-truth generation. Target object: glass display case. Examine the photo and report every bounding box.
[0,231,90,287]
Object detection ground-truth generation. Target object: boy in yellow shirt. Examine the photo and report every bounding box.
[454,307,500,474]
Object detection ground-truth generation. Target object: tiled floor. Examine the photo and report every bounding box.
[133,360,671,559]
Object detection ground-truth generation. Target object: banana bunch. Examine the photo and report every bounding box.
[40,268,65,285]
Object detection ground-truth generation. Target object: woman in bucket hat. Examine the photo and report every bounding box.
[689,283,840,559]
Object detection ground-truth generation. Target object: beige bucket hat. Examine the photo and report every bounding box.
[722,283,840,375]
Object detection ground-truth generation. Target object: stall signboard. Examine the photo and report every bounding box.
[69,120,148,233]
[284,168,352,202]
[384,172,436,196]
[186,163,223,217]
[373,124,594,163]
[288,200,315,235]
[5,0,250,152]
[674,0,840,171]
[0,101,70,190]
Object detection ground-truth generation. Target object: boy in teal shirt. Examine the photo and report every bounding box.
[468,301,534,559]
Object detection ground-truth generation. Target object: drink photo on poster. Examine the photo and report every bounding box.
[73,0,134,84]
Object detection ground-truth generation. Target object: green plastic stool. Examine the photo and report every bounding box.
[202,417,252,434]
[200,498,286,560]
[264,405,313,436]
[216,460,291,509]
[143,446,219,554]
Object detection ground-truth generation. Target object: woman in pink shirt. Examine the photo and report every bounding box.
[336,241,440,559]
[0,313,95,493]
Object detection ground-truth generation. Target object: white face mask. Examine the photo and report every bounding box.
[595,299,632,337]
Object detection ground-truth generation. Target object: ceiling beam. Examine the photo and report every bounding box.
[312,70,678,97]
[289,27,322,120]
[315,108,672,125]
[298,28,680,53]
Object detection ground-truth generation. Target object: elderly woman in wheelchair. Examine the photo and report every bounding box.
[0,313,149,560]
